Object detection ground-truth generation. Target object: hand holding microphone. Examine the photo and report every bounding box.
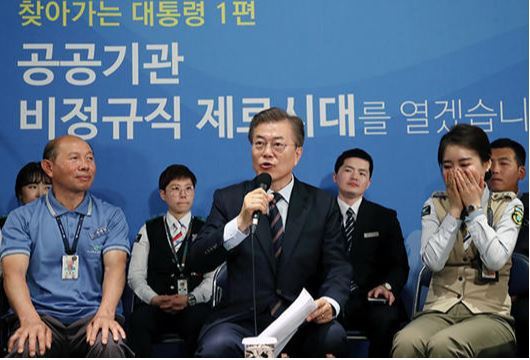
[237,173,272,232]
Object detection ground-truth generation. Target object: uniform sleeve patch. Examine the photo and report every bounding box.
[512,206,524,226]
[422,205,431,217]
[135,233,142,243]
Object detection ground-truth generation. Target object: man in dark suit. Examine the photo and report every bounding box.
[189,107,352,357]
[489,138,528,357]
[333,148,409,357]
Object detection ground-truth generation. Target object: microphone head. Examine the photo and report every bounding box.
[254,172,272,191]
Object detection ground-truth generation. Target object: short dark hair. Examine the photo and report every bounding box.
[334,148,374,177]
[438,124,490,166]
[247,107,305,147]
[15,162,50,201]
[490,138,526,166]
[159,164,197,190]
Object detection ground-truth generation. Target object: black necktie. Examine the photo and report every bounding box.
[344,208,355,253]
[269,192,284,260]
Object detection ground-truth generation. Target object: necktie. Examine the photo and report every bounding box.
[172,222,185,249]
[344,208,355,253]
[269,192,285,317]
[269,192,284,260]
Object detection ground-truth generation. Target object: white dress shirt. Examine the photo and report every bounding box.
[421,188,523,272]
[337,196,362,226]
[128,211,215,304]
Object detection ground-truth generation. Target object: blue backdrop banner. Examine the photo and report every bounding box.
[1,0,528,241]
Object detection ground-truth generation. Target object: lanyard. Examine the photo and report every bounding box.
[163,216,193,272]
[45,192,92,255]
[56,215,85,255]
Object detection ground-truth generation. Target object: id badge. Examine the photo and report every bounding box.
[62,255,79,280]
[478,261,499,282]
[177,277,188,295]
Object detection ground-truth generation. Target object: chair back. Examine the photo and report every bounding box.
[212,262,227,308]
[412,265,432,317]
[508,252,529,296]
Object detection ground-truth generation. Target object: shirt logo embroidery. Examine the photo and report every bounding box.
[89,227,109,240]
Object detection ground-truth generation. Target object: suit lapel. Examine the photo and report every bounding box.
[279,179,310,268]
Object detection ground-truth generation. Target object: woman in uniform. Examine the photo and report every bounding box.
[392,124,523,357]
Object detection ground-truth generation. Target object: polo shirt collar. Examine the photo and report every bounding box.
[45,190,93,217]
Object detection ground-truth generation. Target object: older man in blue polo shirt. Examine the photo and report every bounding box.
[0,135,132,357]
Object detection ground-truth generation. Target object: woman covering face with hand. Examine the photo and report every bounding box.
[392,124,524,358]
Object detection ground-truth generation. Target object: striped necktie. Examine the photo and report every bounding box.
[172,222,185,249]
[269,192,284,260]
[344,208,355,253]
[269,192,285,317]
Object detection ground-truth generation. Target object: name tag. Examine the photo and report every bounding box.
[62,255,79,280]
[177,278,188,295]
[364,231,379,238]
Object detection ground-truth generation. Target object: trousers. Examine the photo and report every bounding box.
[392,303,516,357]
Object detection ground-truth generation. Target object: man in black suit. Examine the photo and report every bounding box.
[333,148,409,357]
[489,138,528,357]
[189,107,352,357]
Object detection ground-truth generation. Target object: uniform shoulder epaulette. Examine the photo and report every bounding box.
[491,191,517,201]
[432,191,447,199]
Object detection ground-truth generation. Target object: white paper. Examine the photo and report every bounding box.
[257,288,317,357]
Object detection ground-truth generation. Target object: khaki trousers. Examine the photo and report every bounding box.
[392,303,516,357]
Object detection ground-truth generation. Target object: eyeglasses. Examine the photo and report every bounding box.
[252,140,298,154]
[167,186,194,195]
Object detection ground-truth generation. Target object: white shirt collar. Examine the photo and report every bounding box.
[269,175,294,204]
[166,211,192,231]
[337,196,363,220]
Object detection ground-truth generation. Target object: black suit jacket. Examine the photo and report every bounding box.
[346,199,409,296]
[189,177,352,323]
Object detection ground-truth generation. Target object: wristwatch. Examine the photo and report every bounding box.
[383,282,392,291]
[187,294,197,306]
[466,204,482,214]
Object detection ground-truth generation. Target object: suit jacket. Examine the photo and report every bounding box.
[189,177,352,323]
[347,199,409,296]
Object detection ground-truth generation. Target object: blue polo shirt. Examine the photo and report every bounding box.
[0,191,130,324]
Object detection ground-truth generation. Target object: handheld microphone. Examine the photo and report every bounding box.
[251,172,272,229]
